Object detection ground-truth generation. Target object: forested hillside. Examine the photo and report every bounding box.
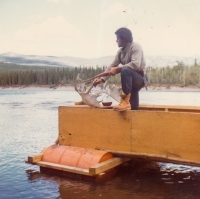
[0,62,200,87]
[0,63,54,72]
[0,65,107,86]
[146,62,200,87]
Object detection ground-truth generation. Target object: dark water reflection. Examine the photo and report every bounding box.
[1,90,200,199]
[25,161,200,199]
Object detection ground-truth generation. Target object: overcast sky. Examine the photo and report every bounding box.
[0,0,200,58]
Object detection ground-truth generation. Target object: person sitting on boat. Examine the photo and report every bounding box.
[93,27,146,111]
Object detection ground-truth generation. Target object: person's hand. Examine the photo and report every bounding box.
[109,66,122,75]
[92,78,103,87]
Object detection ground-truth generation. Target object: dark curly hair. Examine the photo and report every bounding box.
[115,27,133,42]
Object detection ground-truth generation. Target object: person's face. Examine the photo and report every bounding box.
[116,36,124,47]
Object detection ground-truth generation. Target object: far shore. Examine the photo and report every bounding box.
[0,85,200,92]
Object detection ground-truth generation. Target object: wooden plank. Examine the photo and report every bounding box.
[139,104,200,113]
[71,104,200,111]
[107,150,200,167]
[67,105,113,109]
[131,111,200,163]
[58,106,200,167]
[59,107,132,151]
[27,154,43,163]
[89,157,131,175]
[27,148,48,164]
[36,161,93,176]
[140,104,200,110]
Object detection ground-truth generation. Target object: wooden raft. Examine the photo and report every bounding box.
[26,104,200,177]
[58,105,200,167]
[27,154,130,176]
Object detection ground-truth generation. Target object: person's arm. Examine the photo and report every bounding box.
[109,66,123,75]
[100,50,121,82]
[93,65,122,86]
[93,50,121,86]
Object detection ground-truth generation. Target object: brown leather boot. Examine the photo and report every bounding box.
[120,92,126,103]
[113,93,131,111]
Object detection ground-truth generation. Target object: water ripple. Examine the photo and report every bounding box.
[1,90,200,199]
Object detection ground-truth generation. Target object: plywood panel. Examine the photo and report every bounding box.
[131,111,200,163]
[59,107,132,151]
[58,106,200,166]
[139,104,200,113]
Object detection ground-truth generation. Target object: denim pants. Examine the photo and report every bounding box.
[121,67,144,110]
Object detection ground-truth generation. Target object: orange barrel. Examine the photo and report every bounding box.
[42,145,113,169]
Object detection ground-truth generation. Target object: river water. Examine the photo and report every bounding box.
[0,89,200,199]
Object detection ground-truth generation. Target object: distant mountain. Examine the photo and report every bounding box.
[0,52,112,68]
[0,52,73,68]
[0,52,199,68]
[145,55,200,68]
[0,62,54,72]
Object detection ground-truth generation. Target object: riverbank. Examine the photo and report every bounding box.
[0,85,200,92]
[0,85,75,91]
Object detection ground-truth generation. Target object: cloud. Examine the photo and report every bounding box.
[127,13,200,57]
[45,0,69,4]
[29,15,44,22]
[13,16,107,57]
[14,16,82,43]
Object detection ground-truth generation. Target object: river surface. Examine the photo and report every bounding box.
[0,89,200,199]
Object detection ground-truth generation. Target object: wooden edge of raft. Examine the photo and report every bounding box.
[27,154,43,164]
[89,157,131,175]
[26,156,131,176]
[37,161,91,176]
